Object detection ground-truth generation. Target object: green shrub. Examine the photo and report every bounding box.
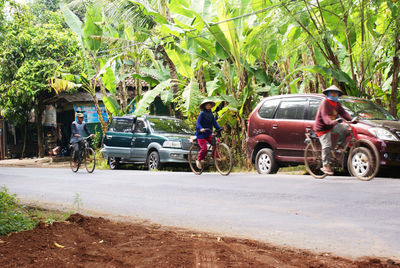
[0,186,37,236]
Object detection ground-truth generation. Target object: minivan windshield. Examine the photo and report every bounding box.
[148,117,193,134]
[340,99,396,120]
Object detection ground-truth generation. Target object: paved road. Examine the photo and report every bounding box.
[1,167,399,259]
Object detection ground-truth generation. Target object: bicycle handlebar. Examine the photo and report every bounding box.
[336,117,358,124]
[83,135,94,141]
[203,128,223,133]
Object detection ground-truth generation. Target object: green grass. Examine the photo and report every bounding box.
[95,149,109,170]
[0,186,73,236]
[0,186,36,236]
[24,207,72,224]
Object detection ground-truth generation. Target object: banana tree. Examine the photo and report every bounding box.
[61,3,109,136]
[163,0,266,165]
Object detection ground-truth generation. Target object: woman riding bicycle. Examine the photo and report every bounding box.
[195,99,222,169]
[315,85,357,175]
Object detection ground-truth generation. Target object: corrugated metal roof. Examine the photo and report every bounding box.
[46,92,109,104]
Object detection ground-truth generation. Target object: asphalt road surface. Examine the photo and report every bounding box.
[1,167,399,260]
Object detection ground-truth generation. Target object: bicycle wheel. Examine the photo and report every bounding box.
[84,147,96,173]
[188,144,204,175]
[215,143,233,176]
[304,142,328,179]
[70,150,80,172]
[347,143,379,181]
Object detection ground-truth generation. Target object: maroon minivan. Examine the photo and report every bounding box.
[246,94,400,174]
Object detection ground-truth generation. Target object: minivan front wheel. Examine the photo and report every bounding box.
[255,148,278,174]
[147,151,161,171]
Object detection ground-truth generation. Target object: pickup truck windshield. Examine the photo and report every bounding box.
[148,118,193,134]
[340,99,396,120]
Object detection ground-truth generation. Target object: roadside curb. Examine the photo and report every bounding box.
[0,157,69,168]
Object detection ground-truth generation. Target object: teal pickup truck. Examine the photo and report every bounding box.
[102,115,193,170]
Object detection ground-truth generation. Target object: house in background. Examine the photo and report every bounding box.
[0,77,171,159]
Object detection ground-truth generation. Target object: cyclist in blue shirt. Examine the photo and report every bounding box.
[70,112,93,168]
[196,99,222,169]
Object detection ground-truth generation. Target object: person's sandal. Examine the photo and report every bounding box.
[196,160,203,169]
[320,166,334,175]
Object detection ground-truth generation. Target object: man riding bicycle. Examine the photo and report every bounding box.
[314,85,357,175]
[70,112,94,168]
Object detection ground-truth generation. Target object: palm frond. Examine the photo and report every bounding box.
[100,0,156,31]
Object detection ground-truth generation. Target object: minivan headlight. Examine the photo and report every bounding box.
[163,141,182,148]
[368,127,398,141]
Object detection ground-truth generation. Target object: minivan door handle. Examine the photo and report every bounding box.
[105,135,112,139]
[305,127,312,133]
[272,124,278,129]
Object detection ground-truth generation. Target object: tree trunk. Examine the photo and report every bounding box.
[119,64,128,112]
[134,59,142,108]
[92,92,107,148]
[157,44,181,117]
[309,45,326,91]
[20,121,27,159]
[196,66,207,94]
[390,31,400,116]
[36,105,44,158]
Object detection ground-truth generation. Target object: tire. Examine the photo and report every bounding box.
[215,143,233,176]
[84,147,96,173]
[109,157,120,170]
[188,144,204,175]
[304,142,328,179]
[70,150,80,172]
[255,148,278,174]
[347,145,379,181]
[147,151,161,171]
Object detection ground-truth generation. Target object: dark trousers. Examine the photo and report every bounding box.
[71,141,84,161]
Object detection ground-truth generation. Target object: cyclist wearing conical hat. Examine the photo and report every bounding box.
[195,99,222,169]
[314,85,356,175]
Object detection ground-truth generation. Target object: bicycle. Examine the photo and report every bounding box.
[304,117,380,181]
[188,128,233,176]
[70,136,96,173]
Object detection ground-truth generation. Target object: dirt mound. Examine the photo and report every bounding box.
[0,213,398,267]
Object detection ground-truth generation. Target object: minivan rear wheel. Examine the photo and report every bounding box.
[109,157,120,170]
[255,148,278,174]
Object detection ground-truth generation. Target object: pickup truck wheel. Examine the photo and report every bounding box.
[109,157,120,170]
[147,151,161,171]
[255,148,278,174]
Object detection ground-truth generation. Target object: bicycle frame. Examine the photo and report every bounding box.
[305,119,358,169]
[305,117,379,180]
[188,127,232,176]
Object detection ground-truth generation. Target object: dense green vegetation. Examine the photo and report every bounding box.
[0,0,82,157]
[0,186,36,236]
[0,186,72,236]
[1,0,400,166]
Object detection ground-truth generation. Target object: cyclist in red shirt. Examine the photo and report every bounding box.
[314,85,355,175]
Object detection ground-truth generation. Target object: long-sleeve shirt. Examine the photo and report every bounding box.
[314,98,352,135]
[70,121,90,143]
[196,110,221,139]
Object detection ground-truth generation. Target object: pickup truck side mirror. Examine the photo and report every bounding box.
[142,127,149,134]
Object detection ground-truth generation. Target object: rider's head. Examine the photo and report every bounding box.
[322,85,344,97]
[199,99,216,111]
[76,113,84,123]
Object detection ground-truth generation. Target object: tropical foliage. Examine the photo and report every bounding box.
[0,186,36,236]
[1,0,400,165]
[0,0,82,157]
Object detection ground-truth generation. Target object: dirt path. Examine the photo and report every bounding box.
[0,214,398,268]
